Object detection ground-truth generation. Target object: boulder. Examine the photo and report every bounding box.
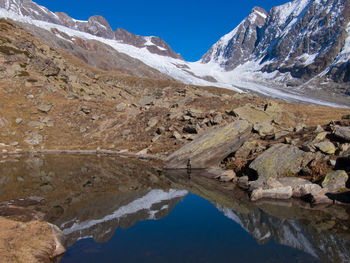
[182,125,198,134]
[116,102,127,112]
[166,120,252,168]
[238,176,250,190]
[147,117,159,128]
[322,170,349,193]
[314,141,336,155]
[171,131,182,140]
[251,186,293,201]
[253,122,275,137]
[233,105,271,124]
[37,103,53,113]
[249,143,314,184]
[334,126,350,142]
[278,177,322,198]
[186,108,203,118]
[235,141,257,159]
[217,170,237,182]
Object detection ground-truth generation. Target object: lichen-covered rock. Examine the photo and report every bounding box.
[249,144,314,183]
[334,126,350,142]
[253,122,275,137]
[233,105,272,124]
[315,141,336,155]
[166,120,252,168]
[322,170,349,193]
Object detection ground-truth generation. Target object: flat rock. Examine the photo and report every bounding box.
[249,143,314,184]
[251,186,293,201]
[322,170,349,193]
[166,120,252,168]
[233,105,272,124]
[334,126,350,142]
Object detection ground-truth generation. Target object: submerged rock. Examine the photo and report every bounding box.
[251,186,293,201]
[166,120,252,168]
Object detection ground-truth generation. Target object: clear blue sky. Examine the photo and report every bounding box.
[34,0,289,61]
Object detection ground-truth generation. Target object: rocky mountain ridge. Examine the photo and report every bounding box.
[203,0,350,87]
[0,0,182,59]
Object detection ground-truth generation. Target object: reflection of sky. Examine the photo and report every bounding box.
[61,194,320,263]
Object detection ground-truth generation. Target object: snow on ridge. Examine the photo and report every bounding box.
[0,7,348,108]
[62,189,188,235]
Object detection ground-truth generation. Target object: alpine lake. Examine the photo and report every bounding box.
[0,154,349,263]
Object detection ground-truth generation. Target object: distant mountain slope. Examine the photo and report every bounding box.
[0,0,182,59]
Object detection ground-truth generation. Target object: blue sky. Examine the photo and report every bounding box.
[34,0,289,61]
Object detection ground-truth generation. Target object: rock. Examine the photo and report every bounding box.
[295,123,306,132]
[181,115,192,121]
[315,125,324,133]
[303,188,333,204]
[253,122,275,137]
[156,126,165,135]
[166,120,252,168]
[211,114,223,125]
[235,141,257,159]
[233,104,271,124]
[277,177,321,197]
[274,131,289,140]
[251,186,293,201]
[314,141,336,155]
[238,176,250,190]
[116,102,127,112]
[186,108,203,118]
[138,96,154,106]
[314,132,328,141]
[183,125,198,134]
[334,126,350,142]
[147,117,159,128]
[24,132,43,145]
[322,170,348,193]
[328,159,337,166]
[342,114,350,120]
[80,106,91,114]
[151,135,161,143]
[37,103,53,113]
[183,134,196,141]
[293,183,323,198]
[217,170,237,182]
[0,117,8,127]
[137,148,148,155]
[15,118,23,124]
[249,143,314,184]
[171,131,182,140]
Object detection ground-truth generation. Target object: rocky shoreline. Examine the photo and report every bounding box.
[167,108,350,206]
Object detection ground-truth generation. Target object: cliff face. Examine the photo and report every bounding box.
[202,0,350,84]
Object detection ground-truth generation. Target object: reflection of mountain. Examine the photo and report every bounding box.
[58,189,188,246]
[217,204,350,263]
[165,169,350,263]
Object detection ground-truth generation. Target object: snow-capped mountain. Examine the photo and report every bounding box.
[203,0,350,85]
[0,0,349,107]
[0,0,182,59]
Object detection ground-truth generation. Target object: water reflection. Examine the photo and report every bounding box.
[0,155,349,263]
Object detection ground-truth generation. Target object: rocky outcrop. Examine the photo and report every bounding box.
[166,120,252,168]
[322,170,349,193]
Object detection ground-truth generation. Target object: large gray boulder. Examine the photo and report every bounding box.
[334,126,350,142]
[166,120,252,168]
[249,144,314,184]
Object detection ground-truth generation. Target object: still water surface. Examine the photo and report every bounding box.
[0,154,349,263]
